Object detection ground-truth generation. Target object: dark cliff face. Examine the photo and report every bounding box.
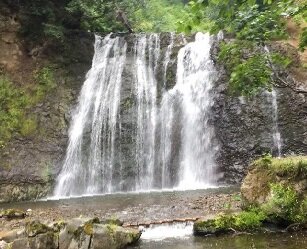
[211,41,307,183]
[0,7,95,202]
[0,27,306,202]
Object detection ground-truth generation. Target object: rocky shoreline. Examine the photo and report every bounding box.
[1,156,306,249]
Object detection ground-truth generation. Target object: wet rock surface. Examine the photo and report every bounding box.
[0,189,241,232]
[211,40,307,183]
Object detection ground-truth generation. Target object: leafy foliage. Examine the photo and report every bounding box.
[299,28,307,51]
[218,40,293,96]
[180,0,304,96]
[11,0,188,43]
[262,183,307,223]
[131,0,188,32]
[229,54,272,96]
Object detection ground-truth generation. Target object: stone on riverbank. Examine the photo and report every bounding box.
[0,209,26,219]
[0,217,141,249]
[241,155,307,207]
[194,209,266,236]
[194,156,307,236]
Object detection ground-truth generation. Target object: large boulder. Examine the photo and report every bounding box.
[90,224,141,249]
[1,217,141,249]
[241,155,307,206]
[241,155,307,225]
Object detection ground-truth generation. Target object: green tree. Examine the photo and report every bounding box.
[179,0,305,96]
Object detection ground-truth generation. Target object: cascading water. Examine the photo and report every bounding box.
[264,46,282,157]
[163,32,175,87]
[54,32,219,197]
[134,34,160,190]
[54,35,127,196]
[174,33,218,189]
[269,89,282,157]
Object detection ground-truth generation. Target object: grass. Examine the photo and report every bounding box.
[252,154,307,178]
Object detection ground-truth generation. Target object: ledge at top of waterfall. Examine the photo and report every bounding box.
[54,32,220,198]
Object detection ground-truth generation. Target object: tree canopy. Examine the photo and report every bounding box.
[178,0,306,96]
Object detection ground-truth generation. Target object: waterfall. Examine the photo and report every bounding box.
[176,33,218,188]
[54,35,127,196]
[264,46,282,157]
[270,89,282,157]
[54,32,219,197]
[134,34,160,190]
[159,33,218,190]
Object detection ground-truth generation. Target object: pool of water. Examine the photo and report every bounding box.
[130,231,307,249]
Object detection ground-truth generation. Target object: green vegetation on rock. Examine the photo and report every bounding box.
[262,183,307,224]
[0,208,26,219]
[252,154,307,178]
[242,155,307,225]
[194,209,266,235]
[196,155,307,236]
[0,66,56,147]
[0,75,30,147]
[25,220,50,237]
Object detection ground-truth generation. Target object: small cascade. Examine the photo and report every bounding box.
[270,89,282,157]
[140,222,193,241]
[264,46,282,157]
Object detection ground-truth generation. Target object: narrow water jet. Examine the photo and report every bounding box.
[270,89,282,157]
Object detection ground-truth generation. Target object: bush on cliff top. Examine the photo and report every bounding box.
[252,154,307,178]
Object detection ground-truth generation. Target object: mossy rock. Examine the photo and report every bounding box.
[91,224,141,249]
[102,217,124,226]
[241,155,307,226]
[241,155,307,207]
[194,219,228,236]
[194,210,267,236]
[25,220,50,237]
[0,209,26,219]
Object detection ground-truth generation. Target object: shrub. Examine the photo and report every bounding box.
[33,67,56,103]
[20,117,38,137]
[262,183,306,224]
[0,75,28,145]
